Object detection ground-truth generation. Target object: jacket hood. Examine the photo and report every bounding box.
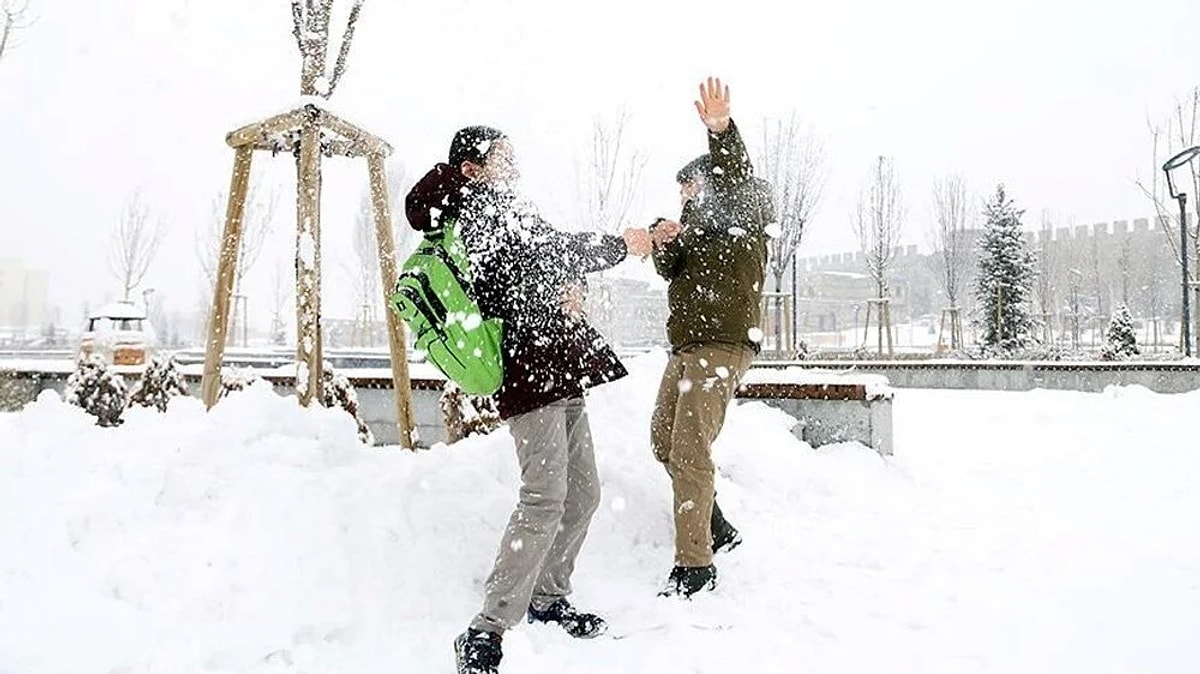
[404,163,471,232]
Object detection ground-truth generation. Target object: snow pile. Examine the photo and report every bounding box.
[2,355,1199,673]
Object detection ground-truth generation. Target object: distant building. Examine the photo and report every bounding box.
[0,258,49,342]
[586,275,670,349]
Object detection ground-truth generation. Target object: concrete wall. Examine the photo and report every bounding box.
[786,362,1200,394]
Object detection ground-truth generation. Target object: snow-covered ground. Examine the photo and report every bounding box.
[1,352,1197,674]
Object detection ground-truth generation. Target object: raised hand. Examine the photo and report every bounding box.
[694,77,731,133]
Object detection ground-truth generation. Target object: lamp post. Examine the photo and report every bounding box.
[1162,145,1200,356]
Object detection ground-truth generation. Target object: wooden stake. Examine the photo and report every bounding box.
[295,114,324,406]
[367,153,418,449]
[201,146,254,409]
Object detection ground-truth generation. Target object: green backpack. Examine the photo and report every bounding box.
[389,223,504,396]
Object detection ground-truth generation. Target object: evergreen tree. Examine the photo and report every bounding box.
[1102,304,1139,361]
[974,185,1036,353]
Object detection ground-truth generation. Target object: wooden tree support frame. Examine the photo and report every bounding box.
[760,292,794,358]
[936,305,965,354]
[200,102,417,449]
[863,297,895,356]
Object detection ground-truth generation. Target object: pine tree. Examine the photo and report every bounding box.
[974,185,1036,354]
[129,354,189,412]
[1102,304,1139,361]
[64,354,128,427]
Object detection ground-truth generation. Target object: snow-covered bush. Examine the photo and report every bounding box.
[64,354,128,427]
[440,381,501,444]
[218,367,261,399]
[128,354,189,412]
[321,364,373,445]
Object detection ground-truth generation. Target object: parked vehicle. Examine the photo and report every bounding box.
[79,301,155,367]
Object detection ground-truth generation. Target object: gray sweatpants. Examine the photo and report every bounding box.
[470,396,601,634]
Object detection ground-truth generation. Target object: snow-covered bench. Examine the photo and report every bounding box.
[737,368,894,456]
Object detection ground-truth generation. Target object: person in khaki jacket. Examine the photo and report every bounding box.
[649,77,774,598]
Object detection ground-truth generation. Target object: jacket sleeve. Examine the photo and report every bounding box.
[561,231,628,275]
[652,238,685,280]
[708,119,753,190]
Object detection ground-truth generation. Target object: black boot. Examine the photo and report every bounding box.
[711,500,743,554]
[658,564,718,598]
[527,598,608,638]
[454,628,502,674]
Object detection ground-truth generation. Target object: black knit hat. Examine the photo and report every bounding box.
[676,154,712,183]
[448,126,507,167]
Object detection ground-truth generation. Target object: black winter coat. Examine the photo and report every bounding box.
[407,169,628,419]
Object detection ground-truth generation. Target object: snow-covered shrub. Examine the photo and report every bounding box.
[128,354,189,412]
[1102,305,1139,361]
[218,366,261,399]
[321,365,374,445]
[440,381,501,444]
[64,354,128,427]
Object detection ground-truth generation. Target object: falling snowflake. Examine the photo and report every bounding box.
[715,366,730,379]
[764,222,783,238]
[677,378,694,394]
[748,327,764,343]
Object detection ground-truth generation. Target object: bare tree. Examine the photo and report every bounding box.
[853,156,905,353]
[1136,86,1200,352]
[575,110,647,234]
[198,183,278,346]
[1033,211,1059,345]
[344,160,410,347]
[0,0,32,64]
[930,175,972,349]
[108,194,162,301]
[269,255,292,346]
[758,113,825,280]
[756,114,825,354]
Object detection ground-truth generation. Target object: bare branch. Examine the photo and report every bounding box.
[108,194,162,301]
[199,182,279,293]
[853,155,905,298]
[757,113,826,290]
[1,0,33,62]
[930,174,971,307]
[575,110,648,234]
[326,0,364,97]
[290,0,306,55]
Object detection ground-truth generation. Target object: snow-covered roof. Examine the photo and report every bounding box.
[88,302,146,320]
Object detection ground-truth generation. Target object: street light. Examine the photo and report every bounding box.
[1162,146,1200,356]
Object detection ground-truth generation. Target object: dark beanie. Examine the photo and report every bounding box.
[676,154,712,183]
[448,126,507,167]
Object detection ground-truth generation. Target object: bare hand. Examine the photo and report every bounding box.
[622,227,653,258]
[652,219,684,246]
[694,77,731,134]
[561,282,586,319]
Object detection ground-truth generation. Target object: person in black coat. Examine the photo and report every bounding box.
[406,126,652,674]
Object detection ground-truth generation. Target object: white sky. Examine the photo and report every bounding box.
[2,0,1199,325]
